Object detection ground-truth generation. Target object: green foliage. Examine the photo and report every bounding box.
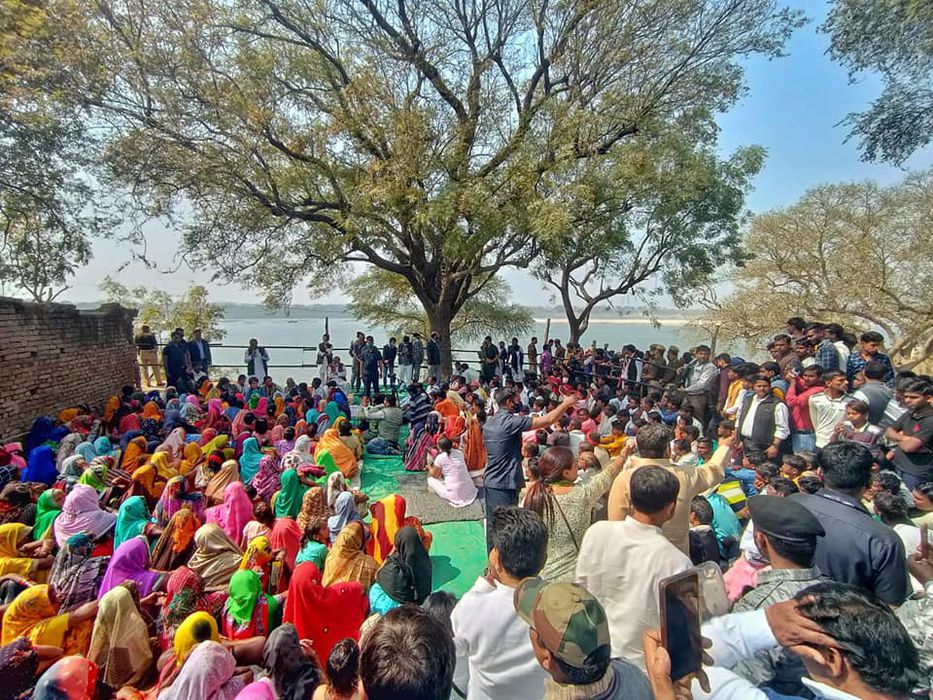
[100,278,227,341]
[701,169,933,368]
[823,0,933,163]
[0,0,113,301]
[81,0,803,369]
[347,269,532,344]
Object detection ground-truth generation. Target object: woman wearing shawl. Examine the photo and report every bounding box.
[0,638,47,700]
[187,523,243,591]
[120,436,149,472]
[202,432,231,457]
[179,441,205,476]
[0,523,53,579]
[32,656,99,700]
[238,437,263,483]
[1,584,97,654]
[159,427,188,462]
[321,522,376,590]
[128,461,165,509]
[151,508,201,570]
[48,533,110,612]
[221,569,279,640]
[114,496,156,548]
[205,459,240,506]
[24,445,58,485]
[404,412,441,472]
[140,401,163,442]
[160,610,221,684]
[200,399,224,432]
[32,489,63,540]
[296,486,330,532]
[24,417,57,453]
[93,436,117,460]
[119,410,141,435]
[77,455,111,491]
[369,493,432,565]
[199,427,218,447]
[0,482,36,526]
[158,569,224,652]
[57,455,87,492]
[283,562,367,661]
[240,535,273,581]
[159,639,245,700]
[206,481,253,544]
[251,454,283,502]
[317,417,359,479]
[53,484,117,548]
[274,427,296,459]
[327,491,363,545]
[369,526,433,614]
[97,535,164,598]
[179,397,201,425]
[155,475,203,525]
[55,432,83,470]
[273,469,308,520]
[262,623,323,700]
[87,584,153,690]
[270,516,303,576]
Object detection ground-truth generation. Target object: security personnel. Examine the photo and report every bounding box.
[732,495,828,696]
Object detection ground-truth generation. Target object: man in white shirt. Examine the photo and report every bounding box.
[807,370,851,448]
[451,506,549,699]
[577,465,693,668]
[736,375,790,459]
[643,583,922,700]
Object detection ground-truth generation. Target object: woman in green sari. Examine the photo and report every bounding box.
[32,489,64,541]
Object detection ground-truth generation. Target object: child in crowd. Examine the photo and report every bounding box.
[598,420,628,458]
[296,516,330,571]
[689,496,723,567]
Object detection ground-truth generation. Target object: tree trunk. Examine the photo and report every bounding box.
[425,304,455,377]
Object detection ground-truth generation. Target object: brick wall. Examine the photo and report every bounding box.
[0,297,138,441]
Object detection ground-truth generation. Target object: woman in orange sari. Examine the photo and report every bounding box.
[179,442,204,476]
[316,417,358,480]
[368,493,432,565]
[120,436,149,472]
[462,408,487,472]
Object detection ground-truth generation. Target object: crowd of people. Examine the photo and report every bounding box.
[2,316,932,699]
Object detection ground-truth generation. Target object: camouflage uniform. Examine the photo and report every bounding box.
[514,579,653,700]
[731,567,828,696]
[896,594,933,697]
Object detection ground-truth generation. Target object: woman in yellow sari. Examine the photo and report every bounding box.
[1,584,98,654]
[120,436,149,472]
[201,434,232,460]
[179,442,204,476]
[0,524,53,581]
[317,417,359,479]
[321,522,376,590]
[129,454,176,507]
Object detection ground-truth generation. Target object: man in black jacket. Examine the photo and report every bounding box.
[188,328,212,376]
[426,331,441,381]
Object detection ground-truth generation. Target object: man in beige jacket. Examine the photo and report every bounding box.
[607,422,734,554]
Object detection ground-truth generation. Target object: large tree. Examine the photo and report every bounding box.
[532,135,762,344]
[823,0,933,164]
[0,0,111,300]
[701,169,933,369]
[84,0,802,373]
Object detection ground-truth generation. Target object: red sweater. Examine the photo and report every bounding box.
[784,379,824,431]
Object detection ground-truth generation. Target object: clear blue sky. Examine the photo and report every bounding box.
[64,0,932,306]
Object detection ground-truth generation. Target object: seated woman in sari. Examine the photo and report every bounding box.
[119,436,149,473]
[0,483,36,527]
[114,495,160,549]
[52,484,117,549]
[158,568,225,652]
[187,523,244,591]
[151,508,201,570]
[240,535,274,588]
[155,475,205,527]
[369,526,433,615]
[404,412,442,472]
[160,638,247,700]
[179,441,205,476]
[23,445,58,486]
[1,584,98,655]
[0,523,54,581]
[158,427,188,464]
[283,562,368,662]
[296,517,330,571]
[321,522,377,591]
[32,489,63,542]
[87,584,154,691]
[221,569,280,640]
[274,425,296,458]
[368,493,432,565]
[273,469,310,521]
[97,535,166,598]
[204,459,240,507]
[206,481,254,545]
[0,637,65,700]
[48,533,110,612]
[317,417,360,481]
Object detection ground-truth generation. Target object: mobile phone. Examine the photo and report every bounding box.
[921,525,929,559]
[659,570,703,681]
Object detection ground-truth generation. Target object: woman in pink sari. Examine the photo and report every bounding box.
[205,482,253,544]
[53,484,118,547]
[159,427,188,461]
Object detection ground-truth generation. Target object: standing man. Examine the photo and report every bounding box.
[771,334,801,375]
[737,374,790,458]
[244,337,270,380]
[360,335,383,399]
[411,332,425,384]
[784,365,824,452]
[349,331,365,393]
[427,331,442,381]
[851,359,894,425]
[162,328,193,391]
[482,387,576,552]
[316,333,333,381]
[381,337,397,389]
[526,336,538,376]
[135,324,163,386]
[480,337,498,384]
[885,379,933,490]
[845,330,895,389]
[805,323,839,372]
[188,328,212,376]
[808,370,851,448]
[683,344,718,427]
[397,335,413,386]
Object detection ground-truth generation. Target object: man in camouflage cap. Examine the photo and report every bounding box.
[514,578,653,699]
